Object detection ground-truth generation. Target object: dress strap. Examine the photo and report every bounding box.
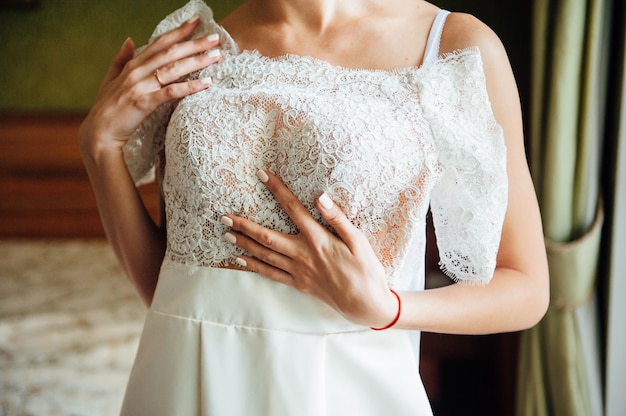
[422,9,451,67]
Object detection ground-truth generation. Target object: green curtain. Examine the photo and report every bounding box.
[603,9,626,413]
[516,0,612,414]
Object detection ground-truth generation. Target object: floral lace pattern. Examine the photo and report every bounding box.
[123,0,507,289]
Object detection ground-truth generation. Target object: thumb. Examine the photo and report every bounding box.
[317,193,360,248]
[100,37,135,91]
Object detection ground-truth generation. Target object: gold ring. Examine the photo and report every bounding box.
[153,68,165,87]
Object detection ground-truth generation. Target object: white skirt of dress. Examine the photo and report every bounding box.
[120,261,432,416]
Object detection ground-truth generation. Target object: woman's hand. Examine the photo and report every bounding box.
[76,17,222,305]
[78,17,220,157]
[221,170,399,328]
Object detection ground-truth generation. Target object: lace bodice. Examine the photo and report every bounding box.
[123,0,508,291]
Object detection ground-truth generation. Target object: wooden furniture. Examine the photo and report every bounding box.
[0,114,159,238]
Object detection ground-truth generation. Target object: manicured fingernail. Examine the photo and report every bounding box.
[220,216,233,227]
[121,37,132,49]
[186,15,200,24]
[207,49,221,59]
[319,192,334,209]
[235,257,247,268]
[206,33,220,43]
[257,169,269,183]
[200,76,212,85]
[224,232,237,244]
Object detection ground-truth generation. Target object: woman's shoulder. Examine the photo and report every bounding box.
[439,12,509,71]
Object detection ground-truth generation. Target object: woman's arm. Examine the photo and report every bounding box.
[222,13,549,334]
[399,13,549,334]
[79,18,219,305]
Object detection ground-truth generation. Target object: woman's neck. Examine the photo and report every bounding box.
[245,0,376,34]
[222,0,437,71]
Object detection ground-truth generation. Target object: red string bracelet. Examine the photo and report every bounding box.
[370,289,402,331]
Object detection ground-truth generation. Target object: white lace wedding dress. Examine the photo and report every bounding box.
[120,1,508,415]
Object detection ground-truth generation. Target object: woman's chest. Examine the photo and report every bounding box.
[162,60,442,229]
[174,72,436,175]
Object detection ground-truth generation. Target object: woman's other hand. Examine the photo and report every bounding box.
[76,17,222,305]
[78,17,220,157]
[221,170,399,329]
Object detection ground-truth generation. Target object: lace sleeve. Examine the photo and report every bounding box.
[422,49,508,285]
[122,0,234,185]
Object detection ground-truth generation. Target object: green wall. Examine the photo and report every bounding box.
[0,0,243,112]
[0,0,529,113]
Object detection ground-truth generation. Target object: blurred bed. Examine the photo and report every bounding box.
[0,240,145,416]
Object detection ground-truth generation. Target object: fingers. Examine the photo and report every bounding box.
[316,192,361,249]
[122,16,220,91]
[234,254,295,287]
[221,215,297,259]
[100,37,135,92]
[256,170,323,238]
[121,19,221,111]
[149,43,220,88]
[139,16,203,64]
[137,17,218,74]
[221,216,296,286]
[250,170,360,249]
